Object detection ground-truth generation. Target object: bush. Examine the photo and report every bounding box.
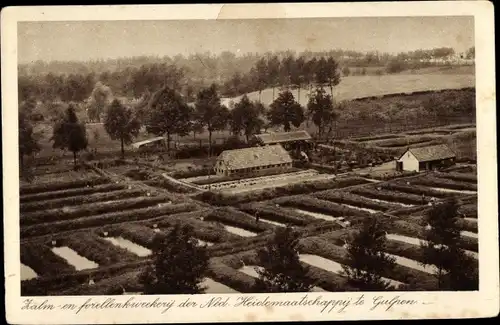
[21,242,75,276]
[21,203,198,238]
[20,183,126,203]
[21,196,171,226]
[352,134,401,142]
[169,167,216,179]
[124,168,155,181]
[21,189,145,213]
[62,232,139,266]
[381,183,453,198]
[434,172,477,184]
[20,177,109,195]
[367,135,438,148]
[59,270,143,295]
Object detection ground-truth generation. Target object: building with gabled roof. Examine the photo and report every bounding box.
[214,144,293,177]
[396,144,456,172]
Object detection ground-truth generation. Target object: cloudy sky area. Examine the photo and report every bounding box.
[18,16,474,63]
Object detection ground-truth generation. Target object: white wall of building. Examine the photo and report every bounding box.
[397,150,420,172]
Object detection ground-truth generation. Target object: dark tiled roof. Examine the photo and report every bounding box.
[407,144,456,162]
[254,130,312,144]
[216,144,292,170]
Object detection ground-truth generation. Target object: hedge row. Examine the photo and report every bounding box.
[20,177,110,195]
[59,232,139,266]
[208,260,256,293]
[21,196,171,226]
[21,189,145,213]
[458,204,477,218]
[381,183,453,198]
[434,172,477,184]
[205,207,275,233]
[169,167,216,179]
[144,179,199,194]
[21,242,75,277]
[194,177,371,206]
[352,134,401,142]
[20,183,126,203]
[192,168,301,186]
[238,202,317,226]
[21,203,198,238]
[101,223,161,249]
[272,195,371,220]
[58,270,144,296]
[351,187,428,206]
[313,191,399,212]
[367,135,439,148]
[387,220,478,252]
[298,236,437,290]
[412,177,477,192]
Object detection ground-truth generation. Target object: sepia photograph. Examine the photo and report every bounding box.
[3,2,498,323]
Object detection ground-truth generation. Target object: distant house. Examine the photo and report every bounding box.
[131,137,166,151]
[252,130,313,153]
[214,144,293,177]
[396,144,456,172]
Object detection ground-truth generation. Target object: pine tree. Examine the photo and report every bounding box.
[139,223,210,294]
[104,99,141,159]
[342,217,397,290]
[420,198,478,290]
[255,226,315,293]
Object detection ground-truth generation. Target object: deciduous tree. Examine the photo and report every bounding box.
[268,90,305,132]
[306,87,338,139]
[194,84,229,157]
[255,226,315,292]
[19,110,40,170]
[104,99,141,159]
[146,86,192,152]
[230,95,265,143]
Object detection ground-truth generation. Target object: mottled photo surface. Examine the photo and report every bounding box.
[15,15,480,298]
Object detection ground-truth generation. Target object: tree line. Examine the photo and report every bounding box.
[127,198,477,294]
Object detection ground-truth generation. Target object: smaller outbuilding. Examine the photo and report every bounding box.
[396,144,456,172]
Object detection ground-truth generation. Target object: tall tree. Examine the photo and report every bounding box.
[420,198,478,290]
[254,58,269,102]
[51,105,88,166]
[230,95,264,143]
[146,86,192,152]
[139,224,210,294]
[303,58,318,96]
[314,57,329,89]
[88,82,113,122]
[306,87,338,139]
[290,56,306,102]
[19,110,40,170]
[255,225,315,293]
[194,84,229,157]
[342,217,397,290]
[267,55,281,101]
[267,90,305,132]
[104,99,141,159]
[325,57,341,96]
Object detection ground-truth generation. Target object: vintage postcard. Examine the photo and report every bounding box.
[2,2,498,324]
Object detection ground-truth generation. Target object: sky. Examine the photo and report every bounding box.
[18,16,474,63]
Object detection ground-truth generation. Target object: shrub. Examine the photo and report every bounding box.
[59,270,143,295]
[351,187,430,205]
[352,134,401,142]
[61,232,139,266]
[21,189,145,213]
[381,183,453,198]
[21,203,198,238]
[367,135,437,148]
[21,242,75,276]
[20,183,126,203]
[169,168,216,179]
[434,172,477,184]
[21,196,171,226]
[20,177,109,195]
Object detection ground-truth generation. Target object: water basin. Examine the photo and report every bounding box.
[104,237,152,257]
[196,239,214,247]
[224,225,258,237]
[202,278,240,294]
[294,209,339,222]
[460,230,478,239]
[428,187,477,195]
[259,219,286,227]
[386,253,437,274]
[21,263,37,281]
[341,203,378,214]
[366,197,414,208]
[238,265,263,278]
[51,246,99,271]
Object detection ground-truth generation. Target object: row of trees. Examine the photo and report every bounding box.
[137,198,477,294]
[18,82,340,167]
